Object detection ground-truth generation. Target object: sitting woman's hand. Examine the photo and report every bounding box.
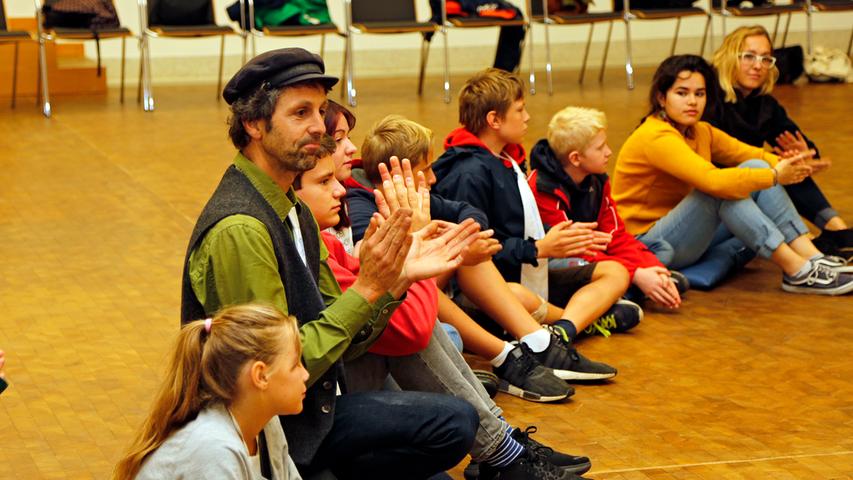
[774,150,814,185]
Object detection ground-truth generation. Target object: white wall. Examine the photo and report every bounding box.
[9,0,852,83]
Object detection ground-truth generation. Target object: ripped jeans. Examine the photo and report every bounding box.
[638,159,809,270]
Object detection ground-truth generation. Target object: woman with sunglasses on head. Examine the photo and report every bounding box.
[114,304,308,480]
[706,25,853,260]
[611,54,853,296]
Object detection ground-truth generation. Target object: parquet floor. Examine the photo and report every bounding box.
[0,67,851,479]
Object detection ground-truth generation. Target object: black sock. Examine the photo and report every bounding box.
[553,319,577,342]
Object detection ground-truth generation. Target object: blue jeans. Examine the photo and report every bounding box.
[344,323,507,464]
[306,390,478,480]
[638,160,808,270]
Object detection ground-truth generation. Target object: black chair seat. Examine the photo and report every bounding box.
[263,23,340,36]
[150,24,235,36]
[632,7,708,19]
[0,30,31,40]
[352,21,436,33]
[548,11,624,24]
[714,4,804,16]
[51,26,132,38]
[448,16,526,27]
[813,0,853,11]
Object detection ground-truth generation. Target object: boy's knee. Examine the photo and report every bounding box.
[593,261,631,289]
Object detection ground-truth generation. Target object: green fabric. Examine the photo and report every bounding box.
[255,0,332,27]
[188,153,399,386]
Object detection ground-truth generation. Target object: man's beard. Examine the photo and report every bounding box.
[274,135,323,173]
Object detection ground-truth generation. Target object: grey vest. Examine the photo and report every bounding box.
[180,165,340,467]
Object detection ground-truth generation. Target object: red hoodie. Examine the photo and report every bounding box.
[321,232,438,356]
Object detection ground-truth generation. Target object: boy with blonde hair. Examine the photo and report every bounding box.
[432,68,633,359]
[530,106,686,315]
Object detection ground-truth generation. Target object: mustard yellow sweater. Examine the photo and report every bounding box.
[612,116,779,235]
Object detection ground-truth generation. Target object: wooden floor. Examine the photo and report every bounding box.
[0,68,851,479]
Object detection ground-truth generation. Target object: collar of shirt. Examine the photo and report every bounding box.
[233,152,303,222]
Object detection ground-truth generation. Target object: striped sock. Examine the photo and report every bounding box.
[482,421,524,467]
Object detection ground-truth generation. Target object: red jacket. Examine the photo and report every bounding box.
[321,232,438,356]
[528,139,663,279]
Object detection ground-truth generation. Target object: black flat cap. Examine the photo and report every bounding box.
[223,47,338,104]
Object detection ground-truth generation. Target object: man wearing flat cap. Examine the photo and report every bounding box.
[180,48,477,479]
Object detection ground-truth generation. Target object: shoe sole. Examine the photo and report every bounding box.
[782,280,853,296]
[564,460,592,475]
[551,369,617,381]
[497,379,572,403]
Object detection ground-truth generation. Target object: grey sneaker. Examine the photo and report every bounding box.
[782,262,853,295]
[494,344,574,403]
[813,255,853,273]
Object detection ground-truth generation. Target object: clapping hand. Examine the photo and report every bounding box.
[374,157,430,232]
[403,219,482,281]
[774,130,830,175]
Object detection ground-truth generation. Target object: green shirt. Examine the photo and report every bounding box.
[188,153,400,386]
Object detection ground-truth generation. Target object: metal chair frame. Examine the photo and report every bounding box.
[439,0,527,95]
[1,0,33,109]
[137,0,236,112]
[33,0,132,118]
[715,1,806,48]
[806,0,853,56]
[237,0,343,64]
[622,0,712,90]
[342,0,440,107]
[526,0,624,95]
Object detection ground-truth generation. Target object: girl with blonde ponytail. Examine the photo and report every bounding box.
[114,304,307,480]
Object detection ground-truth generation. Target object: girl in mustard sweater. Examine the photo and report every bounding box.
[611,55,853,295]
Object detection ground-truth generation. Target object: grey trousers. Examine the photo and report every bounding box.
[345,322,507,462]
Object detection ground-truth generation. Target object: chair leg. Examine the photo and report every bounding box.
[848,26,853,57]
[320,34,326,58]
[700,15,710,57]
[599,20,613,83]
[120,36,126,104]
[137,49,143,104]
[37,33,52,118]
[544,18,553,95]
[141,33,154,112]
[781,12,792,47]
[11,42,19,108]
[418,36,430,96]
[252,32,257,58]
[771,13,781,47]
[346,31,356,107]
[527,23,535,95]
[579,23,594,84]
[241,32,247,65]
[217,35,225,101]
[670,17,681,56]
[340,34,348,100]
[623,16,634,90]
[442,26,450,104]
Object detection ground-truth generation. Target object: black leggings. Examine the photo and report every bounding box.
[784,177,839,229]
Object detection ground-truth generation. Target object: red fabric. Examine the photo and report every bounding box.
[527,173,663,278]
[443,127,526,169]
[321,232,438,356]
[446,1,466,16]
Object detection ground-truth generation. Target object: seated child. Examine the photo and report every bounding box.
[115,304,306,480]
[345,115,617,389]
[294,153,593,479]
[529,106,686,312]
[431,68,639,347]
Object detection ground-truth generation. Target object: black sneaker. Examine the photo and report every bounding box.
[533,329,617,381]
[583,299,643,337]
[669,270,690,294]
[494,344,574,403]
[782,262,853,295]
[813,228,853,262]
[477,449,588,480]
[473,369,499,399]
[511,426,591,475]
